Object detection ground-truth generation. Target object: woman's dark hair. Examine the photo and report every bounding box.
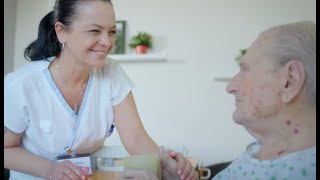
[24,0,112,61]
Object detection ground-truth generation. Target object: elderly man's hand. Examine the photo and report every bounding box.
[159,146,197,180]
[158,146,181,180]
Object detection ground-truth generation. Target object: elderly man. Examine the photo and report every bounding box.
[121,21,316,180]
[216,21,316,179]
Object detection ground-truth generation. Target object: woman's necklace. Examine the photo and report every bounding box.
[55,59,88,115]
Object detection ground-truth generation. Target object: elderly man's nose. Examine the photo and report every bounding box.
[226,77,238,94]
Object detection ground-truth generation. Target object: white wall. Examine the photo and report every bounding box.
[4,0,17,75]
[9,0,316,166]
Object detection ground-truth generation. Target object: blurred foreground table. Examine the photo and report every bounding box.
[88,170,120,180]
[88,157,198,180]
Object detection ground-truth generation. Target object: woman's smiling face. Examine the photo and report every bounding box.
[61,1,116,68]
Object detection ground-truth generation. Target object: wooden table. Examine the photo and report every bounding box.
[88,170,121,180]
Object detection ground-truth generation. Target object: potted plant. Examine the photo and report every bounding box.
[129,32,153,54]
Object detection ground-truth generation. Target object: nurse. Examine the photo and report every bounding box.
[4,0,197,180]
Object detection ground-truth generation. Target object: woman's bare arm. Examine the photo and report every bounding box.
[4,127,54,178]
[114,92,158,155]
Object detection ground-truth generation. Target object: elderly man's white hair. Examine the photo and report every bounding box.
[257,21,316,105]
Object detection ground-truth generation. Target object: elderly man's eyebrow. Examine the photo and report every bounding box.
[239,62,249,70]
[239,62,245,67]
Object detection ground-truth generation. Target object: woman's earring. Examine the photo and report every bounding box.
[62,43,65,50]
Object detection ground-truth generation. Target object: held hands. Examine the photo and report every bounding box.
[160,146,197,180]
[120,146,197,180]
[45,160,87,180]
[158,146,181,180]
[120,146,180,180]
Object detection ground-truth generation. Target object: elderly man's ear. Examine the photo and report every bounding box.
[280,60,306,103]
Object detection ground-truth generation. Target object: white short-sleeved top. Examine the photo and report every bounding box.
[213,141,316,180]
[4,58,134,179]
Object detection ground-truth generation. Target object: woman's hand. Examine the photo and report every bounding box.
[45,160,87,180]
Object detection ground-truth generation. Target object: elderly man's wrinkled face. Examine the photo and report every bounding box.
[226,38,284,127]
